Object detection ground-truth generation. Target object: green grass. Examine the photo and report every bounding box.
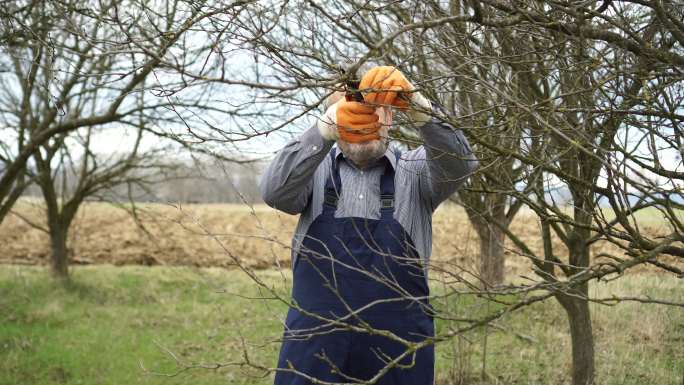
[0,266,292,385]
[1,265,682,385]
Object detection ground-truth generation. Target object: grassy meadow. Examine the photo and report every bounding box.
[1,265,682,385]
[1,201,683,384]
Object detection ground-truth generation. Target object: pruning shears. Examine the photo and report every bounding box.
[338,64,411,105]
[344,78,364,103]
[336,63,364,103]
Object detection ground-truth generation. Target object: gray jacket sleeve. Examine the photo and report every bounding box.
[412,117,479,211]
[259,124,335,214]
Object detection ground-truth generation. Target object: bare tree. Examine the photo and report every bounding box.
[3,0,681,383]
[0,0,253,278]
[178,1,682,385]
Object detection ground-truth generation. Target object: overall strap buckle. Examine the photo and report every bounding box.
[380,194,394,209]
[324,193,338,207]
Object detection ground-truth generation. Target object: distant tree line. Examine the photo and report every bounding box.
[19,157,265,204]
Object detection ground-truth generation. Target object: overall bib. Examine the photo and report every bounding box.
[274,149,435,385]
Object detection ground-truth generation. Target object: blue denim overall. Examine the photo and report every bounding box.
[274,149,434,385]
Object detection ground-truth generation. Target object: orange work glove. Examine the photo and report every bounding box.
[336,100,381,143]
[359,66,411,109]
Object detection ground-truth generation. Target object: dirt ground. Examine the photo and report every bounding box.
[0,199,677,278]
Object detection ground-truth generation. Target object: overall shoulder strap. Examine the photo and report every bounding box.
[379,152,397,218]
[323,148,341,211]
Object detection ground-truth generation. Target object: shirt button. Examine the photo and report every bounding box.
[311,145,318,151]
[358,194,364,200]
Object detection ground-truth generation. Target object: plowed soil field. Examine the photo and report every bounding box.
[1,199,678,277]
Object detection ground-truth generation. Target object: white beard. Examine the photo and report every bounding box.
[339,126,389,168]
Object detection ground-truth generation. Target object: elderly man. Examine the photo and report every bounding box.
[260,66,478,385]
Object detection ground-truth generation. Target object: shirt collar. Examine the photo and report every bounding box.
[332,144,397,171]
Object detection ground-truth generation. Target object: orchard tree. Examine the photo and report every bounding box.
[0,0,253,278]
[196,1,683,384]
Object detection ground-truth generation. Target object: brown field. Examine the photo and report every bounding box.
[0,199,678,279]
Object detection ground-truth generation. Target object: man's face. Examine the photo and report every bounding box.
[338,106,392,169]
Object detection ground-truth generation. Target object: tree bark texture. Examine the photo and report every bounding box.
[477,224,506,287]
[48,224,69,279]
[467,193,508,287]
[556,283,595,385]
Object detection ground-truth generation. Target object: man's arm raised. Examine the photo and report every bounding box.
[259,105,338,214]
[417,111,479,211]
[359,66,479,211]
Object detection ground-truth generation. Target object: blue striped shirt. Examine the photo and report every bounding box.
[260,118,478,268]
